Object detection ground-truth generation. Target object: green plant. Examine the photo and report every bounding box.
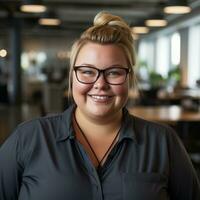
[166,65,181,86]
[149,71,165,88]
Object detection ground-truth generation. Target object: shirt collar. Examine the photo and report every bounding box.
[56,105,137,143]
[56,104,76,142]
[118,108,137,143]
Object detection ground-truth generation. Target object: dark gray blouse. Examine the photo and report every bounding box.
[0,105,200,200]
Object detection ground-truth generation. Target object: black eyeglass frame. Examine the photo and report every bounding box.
[73,66,131,85]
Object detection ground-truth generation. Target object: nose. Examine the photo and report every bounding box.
[93,72,109,90]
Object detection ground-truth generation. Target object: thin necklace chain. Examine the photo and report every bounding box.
[73,113,121,169]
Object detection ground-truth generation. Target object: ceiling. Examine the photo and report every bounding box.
[0,0,200,33]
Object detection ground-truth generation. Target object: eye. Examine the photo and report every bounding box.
[78,67,96,76]
[106,68,125,77]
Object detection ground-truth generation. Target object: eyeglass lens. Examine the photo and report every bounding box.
[74,66,129,85]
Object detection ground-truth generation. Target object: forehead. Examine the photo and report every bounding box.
[75,42,128,68]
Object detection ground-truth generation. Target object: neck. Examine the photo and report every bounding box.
[74,108,123,138]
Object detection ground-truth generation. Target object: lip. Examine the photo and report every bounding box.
[88,94,114,103]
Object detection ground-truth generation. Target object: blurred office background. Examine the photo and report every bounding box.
[1,0,200,176]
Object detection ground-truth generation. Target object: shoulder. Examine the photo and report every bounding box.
[126,112,187,162]
[17,112,64,135]
[126,110,178,143]
[14,105,74,145]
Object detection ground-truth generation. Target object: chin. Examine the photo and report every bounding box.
[89,108,110,116]
[88,106,121,119]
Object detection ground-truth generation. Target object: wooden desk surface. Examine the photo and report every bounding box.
[158,88,200,100]
[128,105,200,123]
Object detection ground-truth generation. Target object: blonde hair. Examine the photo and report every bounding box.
[68,11,136,97]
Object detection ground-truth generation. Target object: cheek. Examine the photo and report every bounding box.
[72,75,92,96]
[112,83,129,96]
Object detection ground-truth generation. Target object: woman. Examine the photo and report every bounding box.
[0,11,200,200]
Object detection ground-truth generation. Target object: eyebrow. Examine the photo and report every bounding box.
[74,64,126,68]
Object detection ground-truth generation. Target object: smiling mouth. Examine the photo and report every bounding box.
[89,95,113,101]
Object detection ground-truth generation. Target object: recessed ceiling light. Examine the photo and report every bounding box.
[145,19,168,27]
[164,0,191,14]
[145,14,168,27]
[20,0,46,13]
[38,10,61,26]
[164,6,191,14]
[38,18,61,26]
[132,26,149,34]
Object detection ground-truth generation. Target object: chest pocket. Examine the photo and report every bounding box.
[122,172,169,200]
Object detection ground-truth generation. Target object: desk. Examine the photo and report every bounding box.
[158,88,200,101]
[128,105,200,123]
[128,105,200,139]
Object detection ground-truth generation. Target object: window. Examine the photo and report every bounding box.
[188,25,200,87]
[171,32,180,67]
[138,40,155,70]
[155,36,170,77]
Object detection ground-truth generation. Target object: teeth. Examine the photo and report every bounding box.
[91,95,110,100]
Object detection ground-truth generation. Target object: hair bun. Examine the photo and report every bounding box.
[93,11,130,30]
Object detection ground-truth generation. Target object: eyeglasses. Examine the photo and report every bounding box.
[73,66,130,85]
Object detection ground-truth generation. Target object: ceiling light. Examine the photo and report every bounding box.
[38,10,61,26]
[39,18,61,26]
[145,19,168,27]
[145,14,168,27]
[20,0,47,13]
[0,49,7,58]
[164,0,191,14]
[132,26,149,34]
[131,21,149,34]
